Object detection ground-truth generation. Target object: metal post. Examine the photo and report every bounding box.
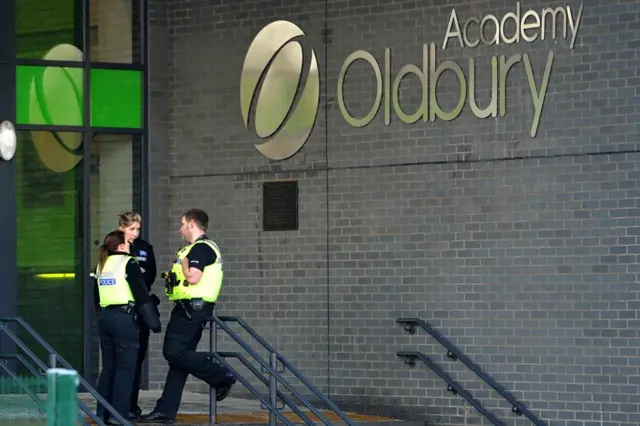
[209,309,218,424]
[49,354,56,368]
[269,352,277,426]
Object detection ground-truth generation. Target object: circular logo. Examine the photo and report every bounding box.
[240,21,320,161]
[29,43,84,173]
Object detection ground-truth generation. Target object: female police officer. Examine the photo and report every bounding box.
[117,211,158,419]
[94,230,161,425]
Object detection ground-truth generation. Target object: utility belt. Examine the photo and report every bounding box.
[174,298,213,320]
[174,298,214,312]
[104,301,136,315]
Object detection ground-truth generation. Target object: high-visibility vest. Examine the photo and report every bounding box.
[166,239,223,303]
[96,255,135,307]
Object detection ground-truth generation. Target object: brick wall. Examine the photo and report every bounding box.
[147,0,640,424]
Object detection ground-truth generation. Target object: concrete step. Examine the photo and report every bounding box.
[77,391,425,425]
[154,413,424,425]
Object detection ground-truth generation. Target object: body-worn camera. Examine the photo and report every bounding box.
[162,271,177,294]
[162,271,188,295]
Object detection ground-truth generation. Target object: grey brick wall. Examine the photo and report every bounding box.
[146,0,640,424]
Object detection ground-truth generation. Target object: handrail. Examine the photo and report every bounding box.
[215,351,316,425]
[0,356,93,426]
[202,351,293,425]
[397,318,545,426]
[0,317,130,426]
[0,330,95,426]
[0,356,48,414]
[208,316,335,426]
[216,315,355,426]
[397,351,505,426]
[0,353,43,378]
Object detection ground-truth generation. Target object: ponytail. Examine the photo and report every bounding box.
[97,244,109,271]
[97,230,127,271]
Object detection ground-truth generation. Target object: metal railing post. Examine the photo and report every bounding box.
[209,310,218,425]
[268,352,277,426]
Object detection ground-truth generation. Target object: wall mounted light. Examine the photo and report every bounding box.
[0,120,16,161]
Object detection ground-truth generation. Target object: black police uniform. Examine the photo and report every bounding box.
[129,238,157,417]
[140,235,235,423]
[94,251,161,424]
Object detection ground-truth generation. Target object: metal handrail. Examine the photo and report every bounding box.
[209,316,334,426]
[0,317,130,426]
[0,327,97,426]
[203,351,293,425]
[0,353,43,378]
[397,317,545,426]
[215,351,316,425]
[0,354,94,426]
[0,356,48,414]
[396,351,504,426]
[216,315,355,425]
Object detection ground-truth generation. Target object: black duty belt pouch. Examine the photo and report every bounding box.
[190,298,204,312]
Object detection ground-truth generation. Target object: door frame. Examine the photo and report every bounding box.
[79,0,150,387]
[0,0,17,356]
[2,0,148,387]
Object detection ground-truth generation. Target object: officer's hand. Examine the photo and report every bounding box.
[151,294,161,306]
[152,324,161,333]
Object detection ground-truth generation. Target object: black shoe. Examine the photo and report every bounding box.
[133,406,142,417]
[138,412,175,424]
[128,412,139,421]
[216,375,236,401]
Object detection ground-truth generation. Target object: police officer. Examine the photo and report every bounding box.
[139,209,235,424]
[117,211,158,419]
[94,230,161,425]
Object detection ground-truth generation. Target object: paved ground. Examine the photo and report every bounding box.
[0,390,405,425]
[79,390,404,425]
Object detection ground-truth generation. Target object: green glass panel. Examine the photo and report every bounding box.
[16,65,84,126]
[16,130,85,375]
[16,0,83,59]
[90,69,142,128]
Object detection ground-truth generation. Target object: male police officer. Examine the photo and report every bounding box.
[139,209,235,424]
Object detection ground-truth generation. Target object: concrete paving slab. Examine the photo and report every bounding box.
[0,390,412,425]
[76,390,409,425]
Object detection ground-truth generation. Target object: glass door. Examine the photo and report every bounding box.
[87,133,143,381]
[8,0,146,383]
[15,130,86,373]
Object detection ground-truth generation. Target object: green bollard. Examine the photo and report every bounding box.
[46,368,78,426]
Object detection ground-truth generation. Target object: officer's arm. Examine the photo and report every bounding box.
[126,259,153,305]
[143,243,157,288]
[127,259,161,332]
[93,276,100,313]
[182,244,216,284]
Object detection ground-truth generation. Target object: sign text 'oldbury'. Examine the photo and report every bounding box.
[337,2,584,137]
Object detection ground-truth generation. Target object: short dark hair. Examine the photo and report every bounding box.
[183,208,208,231]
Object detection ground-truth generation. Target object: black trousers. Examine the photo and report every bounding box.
[130,317,150,413]
[153,302,229,418]
[96,307,139,421]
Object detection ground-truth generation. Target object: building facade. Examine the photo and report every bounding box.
[0,0,638,425]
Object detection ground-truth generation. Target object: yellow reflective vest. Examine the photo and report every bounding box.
[96,255,135,307]
[166,239,223,303]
